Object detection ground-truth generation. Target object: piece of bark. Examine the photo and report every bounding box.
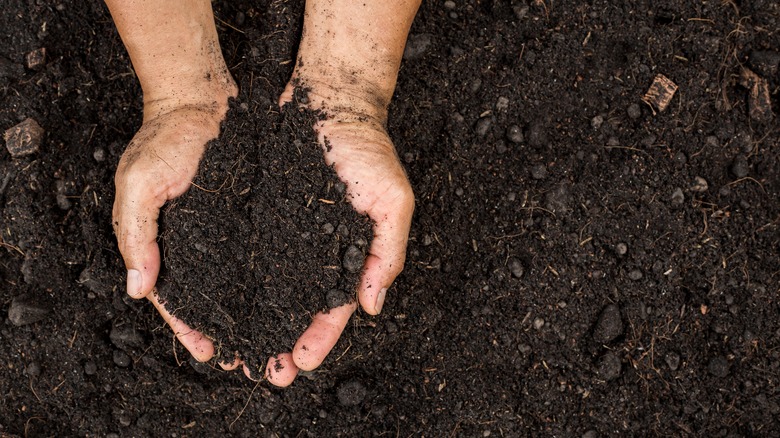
[25,48,46,70]
[4,118,44,158]
[740,67,773,123]
[642,74,678,113]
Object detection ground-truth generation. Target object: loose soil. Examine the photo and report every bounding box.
[1,0,779,436]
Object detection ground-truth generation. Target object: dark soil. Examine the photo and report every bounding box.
[159,94,371,377]
[2,0,780,436]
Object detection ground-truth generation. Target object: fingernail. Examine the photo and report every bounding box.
[127,269,142,297]
[375,287,388,314]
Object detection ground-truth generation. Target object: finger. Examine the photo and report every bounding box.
[264,353,299,387]
[113,179,165,299]
[147,290,215,362]
[278,81,295,107]
[293,303,357,371]
[358,185,414,315]
[219,355,242,371]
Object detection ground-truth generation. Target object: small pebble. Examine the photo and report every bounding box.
[475,117,492,137]
[444,0,456,9]
[690,177,708,193]
[506,125,524,144]
[25,362,41,377]
[84,361,97,375]
[708,356,729,377]
[7,294,50,326]
[508,258,524,278]
[615,243,628,256]
[113,350,131,368]
[627,103,642,119]
[674,151,687,165]
[591,115,604,130]
[598,352,622,381]
[628,269,643,281]
[670,188,685,207]
[403,151,415,163]
[496,96,510,112]
[665,352,681,371]
[530,164,548,180]
[336,224,349,237]
[533,317,545,330]
[322,223,335,234]
[93,148,106,162]
[342,245,364,273]
[731,155,749,178]
[593,304,623,344]
[337,380,367,407]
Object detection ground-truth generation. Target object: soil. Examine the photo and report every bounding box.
[159,93,372,378]
[1,0,779,436]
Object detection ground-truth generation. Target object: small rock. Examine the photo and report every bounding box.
[84,360,98,375]
[322,223,335,234]
[326,289,349,308]
[496,96,510,112]
[593,304,623,344]
[615,243,628,256]
[336,223,349,237]
[731,155,749,178]
[109,323,144,350]
[591,115,604,130]
[444,0,456,9]
[93,148,106,162]
[25,48,46,70]
[4,118,44,158]
[627,103,642,119]
[506,125,524,144]
[508,258,524,278]
[113,350,131,368]
[7,294,50,326]
[342,245,364,273]
[527,122,548,148]
[708,356,729,377]
[598,352,622,381]
[24,361,41,377]
[403,151,415,163]
[670,188,685,207]
[628,269,643,281]
[337,380,367,407]
[665,352,681,371]
[690,177,708,193]
[475,117,492,137]
[403,34,432,60]
[533,317,545,330]
[530,164,548,180]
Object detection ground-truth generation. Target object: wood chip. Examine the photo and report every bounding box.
[25,48,46,70]
[4,118,44,158]
[740,67,773,123]
[642,74,678,113]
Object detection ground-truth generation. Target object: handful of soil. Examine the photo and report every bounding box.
[158,93,372,377]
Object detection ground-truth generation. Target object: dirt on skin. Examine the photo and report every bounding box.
[1,0,780,436]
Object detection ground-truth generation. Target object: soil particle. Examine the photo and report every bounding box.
[475,117,492,137]
[530,163,548,180]
[337,379,367,407]
[690,177,708,193]
[615,243,628,256]
[665,352,681,371]
[24,362,40,377]
[598,352,622,381]
[708,356,730,378]
[749,50,780,77]
[495,96,509,112]
[0,56,23,79]
[591,115,604,130]
[506,125,523,144]
[626,103,642,120]
[7,294,50,326]
[24,48,45,70]
[403,34,432,60]
[533,317,545,330]
[342,245,365,274]
[592,304,623,344]
[83,361,97,376]
[670,188,685,207]
[326,289,349,309]
[628,269,643,281]
[526,121,548,149]
[112,350,130,368]
[544,183,572,214]
[731,155,750,178]
[508,258,524,278]
[109,323,144,350]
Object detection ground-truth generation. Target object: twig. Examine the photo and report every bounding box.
[230,380,261,430]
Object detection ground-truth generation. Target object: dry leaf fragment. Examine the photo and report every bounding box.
[739,67,773,123]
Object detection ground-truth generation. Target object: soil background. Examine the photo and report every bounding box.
[1,0,779,436]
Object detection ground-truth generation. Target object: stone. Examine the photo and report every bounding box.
[598,352,622,381]
[342,245,364,273]
[508,258,524,278]
[592,304,623,344]
[4,118,44,158]
[7,294,50,326]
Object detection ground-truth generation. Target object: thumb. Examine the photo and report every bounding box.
[113,178,165,299]
[358,183,414,315]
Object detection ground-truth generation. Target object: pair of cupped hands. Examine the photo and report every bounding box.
[112,79,414,387]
